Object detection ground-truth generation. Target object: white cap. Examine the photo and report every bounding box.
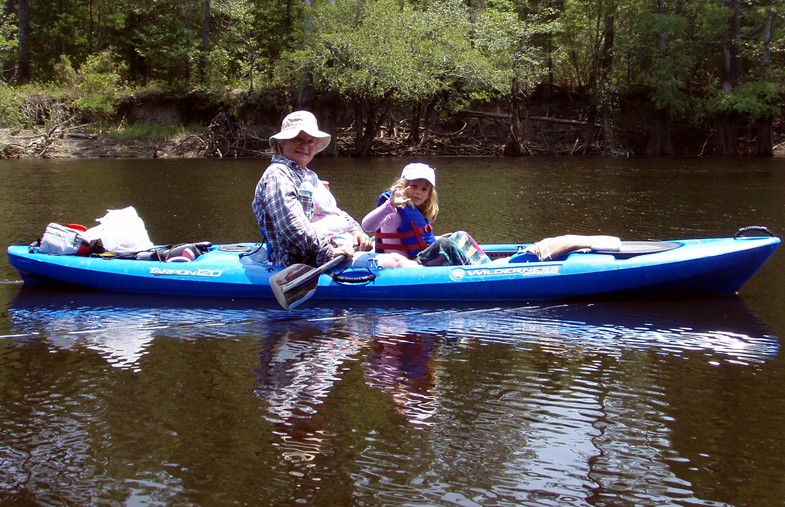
[401,163,436,188]
[269,111,331,153]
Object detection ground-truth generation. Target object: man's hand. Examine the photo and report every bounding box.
[332,245,355,260]
[352,230,373,251]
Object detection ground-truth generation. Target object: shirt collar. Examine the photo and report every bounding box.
[271,154,301,170]
[272,154,317,184]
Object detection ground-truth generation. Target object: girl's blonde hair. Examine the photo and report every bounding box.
[391,178,439,222]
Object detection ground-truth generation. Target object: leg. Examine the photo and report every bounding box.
[375,252,421,268]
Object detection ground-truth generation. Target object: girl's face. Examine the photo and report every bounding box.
[404,179,432,206]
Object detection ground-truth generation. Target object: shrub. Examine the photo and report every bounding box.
[0,82,25,128]
[52,51,128,122]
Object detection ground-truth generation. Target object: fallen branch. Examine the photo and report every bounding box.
[529,116,588,126]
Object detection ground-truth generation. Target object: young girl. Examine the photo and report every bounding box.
[363,163,489,267]
[362,163,438,259]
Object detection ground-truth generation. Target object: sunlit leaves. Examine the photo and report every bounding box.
[708,81,782,120]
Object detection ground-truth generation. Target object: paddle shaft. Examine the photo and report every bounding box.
[280,254,346,293]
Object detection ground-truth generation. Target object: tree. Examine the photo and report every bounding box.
[697,0,783,155]
[746,0,782,156]
[616,0,691,155]
[200,0,211,84]
[282,0,501,156]
[473,0,557,155]
[1,0,19,83]
[16,0,28,83]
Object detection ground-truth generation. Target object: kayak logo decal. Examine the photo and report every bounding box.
[149,267,223,277]
[450,265,560,281]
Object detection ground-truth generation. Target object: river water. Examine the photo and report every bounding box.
[1,156,784,506]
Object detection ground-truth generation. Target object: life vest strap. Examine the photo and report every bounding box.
[375,223,432,240]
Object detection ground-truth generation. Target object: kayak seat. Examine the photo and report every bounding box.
[598,241,681,258]
[508,241,681,263]
[134,242,212,262]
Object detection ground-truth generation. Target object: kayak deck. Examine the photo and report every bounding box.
[6,233,781,304]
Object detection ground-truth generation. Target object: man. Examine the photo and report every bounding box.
[252,110,372,266]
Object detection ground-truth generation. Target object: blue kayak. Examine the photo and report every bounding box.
[6,227,780,307]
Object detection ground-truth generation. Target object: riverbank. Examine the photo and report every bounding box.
[3,126,785,159]
[0,128,202,159]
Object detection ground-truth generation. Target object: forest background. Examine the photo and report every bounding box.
[1,0,784,159]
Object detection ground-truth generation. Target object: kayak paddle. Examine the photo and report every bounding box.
[269,254,346,310]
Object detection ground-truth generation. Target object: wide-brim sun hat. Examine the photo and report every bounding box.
[401,162,436,188]
[269,110,331,153]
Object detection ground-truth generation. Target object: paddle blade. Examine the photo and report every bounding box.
[269,263,319,310]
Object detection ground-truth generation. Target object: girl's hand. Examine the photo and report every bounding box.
[390,189,412,208]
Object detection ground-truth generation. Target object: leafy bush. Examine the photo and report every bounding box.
[51,51,128,122]
[106,123,203,141]
[0,82,25,128]
[708,82,782,121]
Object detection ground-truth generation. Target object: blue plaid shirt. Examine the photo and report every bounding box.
[252,155,360,266]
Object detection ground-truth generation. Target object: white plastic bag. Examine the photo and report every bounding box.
[84,206,154,254]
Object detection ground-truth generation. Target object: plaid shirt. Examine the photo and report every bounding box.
[252,155,360,266]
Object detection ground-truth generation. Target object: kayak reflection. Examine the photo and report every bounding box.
[6,286,779,489]
[255,316,442,426]
[246,295,779,472]
[6,287,779,375]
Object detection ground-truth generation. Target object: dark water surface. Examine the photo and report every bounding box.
[1,157,784,506]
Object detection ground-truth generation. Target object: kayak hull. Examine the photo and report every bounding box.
[6,235,780,303]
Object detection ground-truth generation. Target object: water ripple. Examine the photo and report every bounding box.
[2,289,780,506]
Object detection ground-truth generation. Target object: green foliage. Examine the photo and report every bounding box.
[247,0,306,76]
[0,82,25,127]
[200,49,232,90]
[27,0,95,80]
[0,10,18,74]
[106,122,204,141]
[1,0,784,153]
[553,0,602,88]
[707,81,782,120]
[473,1,558,97]
[278,0,511,111]
[52,55,79,89]
[51,51,127,120]
[615,3,692,114]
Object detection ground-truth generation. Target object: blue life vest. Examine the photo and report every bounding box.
[373,191,435,258]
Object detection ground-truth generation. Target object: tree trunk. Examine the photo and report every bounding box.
[352,99,390,157]
[410,104,423,146]
[599,15,614,150]
[318,90,338,157]
[352,101,364,153]
[753,0,774,157]
[715,1,741,154]
[297,78,315,111]
[582,9,614,154]
[728,0,743,86]
[645,109,674,155]
[199,0,211,84]
[16,0,30,84]
[505,76,525,156]
[358,109,376,157]
[582,110,596,154]
[713,116,737,155]
[763,0,772,75]
[647,0,674,155]
[755,119,773,157]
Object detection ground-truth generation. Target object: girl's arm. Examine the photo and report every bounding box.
[362,199,402,233]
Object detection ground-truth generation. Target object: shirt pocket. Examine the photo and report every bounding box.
[298,180,316,198]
